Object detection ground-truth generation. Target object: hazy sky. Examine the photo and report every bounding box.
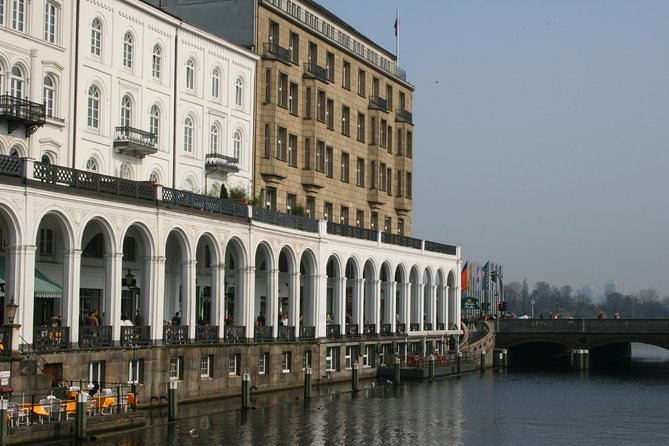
[319,0,669,297]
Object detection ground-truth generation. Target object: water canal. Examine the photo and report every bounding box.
[44,343,669,445]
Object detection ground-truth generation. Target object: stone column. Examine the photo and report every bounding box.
[289,272,300,331]
[389,281,397,333]
[8,244,36,345]
[61,248,81,345]
[150,256,166,341]
[184,260,197,339]
[315,274,327,338]
[105,252,123,342]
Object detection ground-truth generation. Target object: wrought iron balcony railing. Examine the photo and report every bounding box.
[120,325,151,346]
[33,327,70,352]
[114,126,158,158]
[380,323,392,336]
[277,325,295,342]
[299,326,316,341]
[303,63,329,83]
[363,323,377,337]
[163,325,188,345]
[326,222,377,242]
[79,326,112,348]
[0,94,46,136]
[396,323,407,335]
[395,108,413,125]
[205,153,240,173]
[410,323,420,332]
[263,42,291,64]
[224,325,245,343]
[424,322,433,331]
[195,325,219,343]
[326,324,341,339]
[254,325,273,342]
[346,324,359,338]
[368,96,389,111]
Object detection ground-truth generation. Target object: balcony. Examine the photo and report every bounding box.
[303,62,329,83]
[0,94,46,137]
[277,325,295,342]
[163,325,188,345]
[195,325,219,343]
[367,188,387,207]
[79,326,112,348]
[114,126,158,158]
[395,195,412,213]
[120,325,151,346]
[395,108,413,125]
[205,152,240,174]
[368,96,389,112]
[263,42,291,64]
[33,326,69,352]
[301,168,325,193]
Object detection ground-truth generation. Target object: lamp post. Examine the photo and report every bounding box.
[125,269,140,322]
[555,297,559,317]
[530,299,536,319]
[6,297,18,325]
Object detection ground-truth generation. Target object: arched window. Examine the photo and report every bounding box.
[211,68,220,99]
[44,1,59,44]
[11,0,25,32]
[9,146,20,157]
[43,75,56,117]
[123,32,134,69]
[85,157,98,172]
[184,116,193,153]
[87,85,100,128]
[209,124,219,154]
[10,65,24,98]
[120,95,132,128]
[149,171,160,184]
[186,58,195,91]
[150,105,160,139]
[91,18,102,56]
[41,154,52,164]
[152,44,162,79]
[235,77,243,106]
[233,130,242,161]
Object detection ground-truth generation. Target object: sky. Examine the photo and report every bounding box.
[318,0,669,297]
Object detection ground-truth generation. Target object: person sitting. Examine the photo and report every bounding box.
[172,312,181,326]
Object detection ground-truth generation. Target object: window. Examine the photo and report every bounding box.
[259,352,269,374]
[212,68,220,99]
[91,18,102,56]
[120,95,132,128]
[228,354,240,376]
[407,131,413,158]
[372,77,380,97]
[406,172,412,198]
[341,106,350,136]
[323,202,332,222]
[266,187,276,210]
[263,123,271,158]
[326,99,334,130]
[356,158,365,187]
[129,359,144,384]
[388,125,393,152]
[386,85,393,109]
[370,161,376,189]
[340,152,349,182]
[357,113,365,142]
[170,357,184,380]
[363,345,373,367]
[289,32,299,64]
[209,124,219,153]
[150,105,160,139]
[43,75,56,118]
[396,170,403,196]
[397,128,404,155]
[371,212,378,230]
[345,346,356,369]
[264,69,271,103]
[278,72,288,107]
[325,146,333,178]
[288,133,297,167]
[85,158,98,172]
[276,126,286,160]
[200,356,212,378]
[308,42,317,64]
[370,117,377,145]
[281,352,291,373]
[39,228,54,255]
[340,206,349,225]
[87,85,100,129]
[235,77,243,106]
[11,0,24,32]
[316,140,325,172]
[399,91,406,111]
[286,193,296,214]
[356,210,364,228]
[184,116,194,153]
[152,44,162,79]
[89,361,106,385]
[233,130,242,160]
[123,32,134,69]
[326,52,335,82]
[358,69,366,96]
[303,137,311,169]
[304,87,312,119]
[303,350,312,370]
[342,60,351,90]
[316,90,325,122]
[10,65,24,98]
[306,197,315,219]
[387,169,392,196]
[384,216,392,233]
[380,119,387,147]
[44,2,58,43]
[398,218,405,236]
[186,58,195,90]
[325,347,338,371]
[289,82,298,115]
[9,146,19,157]
[379,163,387,191]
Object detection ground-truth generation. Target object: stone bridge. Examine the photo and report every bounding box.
[493,319,669,369]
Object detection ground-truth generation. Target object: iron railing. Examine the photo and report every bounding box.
[277,325,295,342]
[0,155,22,177]
[303,62,329,82]
[380,323,392,336]
[263,42,291,64]
[410,323,420,332]
[326,222,377,241]
[224,326,245,343]
[195,325,219,343]
[0,94,46,136]
[368,96,389,111]
[438,323,446,331]
[163,325,188,344]
[424,241,457,255]
[496,318,669,334]
[162,187,248,219]
[346,324,359,338]
[254,325,273,342]
[205,153,240,171]
[78,326,112,348]
[120,325,151,346]
[33,327,69,352]
[363,323,376,337]
[395,108,413,124]
[252,206,319,232]
[424,322,433,331]
[326,324,341,339]
[114,126,158,150]
[396,323,407,334]
[381,232,422,250]
[299,326,316,341]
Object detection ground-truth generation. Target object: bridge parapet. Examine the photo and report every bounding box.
[497,319,669,334]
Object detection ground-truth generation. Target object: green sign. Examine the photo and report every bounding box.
[461,297,480,310]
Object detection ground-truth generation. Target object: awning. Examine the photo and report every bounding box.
[0,257,63,298]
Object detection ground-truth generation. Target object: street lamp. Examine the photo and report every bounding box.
[555,297,559,317]
[530,299,536,319]
[6,296,18,325]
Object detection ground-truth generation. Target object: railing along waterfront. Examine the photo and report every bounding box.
[79,326,112,348]
[252,206,319,232]
[33,327,70,352]
[120,325,151,346]
[196,325,219,343]
[496,318,669,333]
[162,187,248,219]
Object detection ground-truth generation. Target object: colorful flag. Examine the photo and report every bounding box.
[461,261,468,291]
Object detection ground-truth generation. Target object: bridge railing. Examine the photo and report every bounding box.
[496,318,669,333]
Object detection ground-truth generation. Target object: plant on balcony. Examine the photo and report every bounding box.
[219,184,228,199]
[228,186,248,204]
[290,202,306,217]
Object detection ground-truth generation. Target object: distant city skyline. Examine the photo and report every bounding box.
[319,0,669,297]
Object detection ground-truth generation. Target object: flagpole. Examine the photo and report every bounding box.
[395,8,400,67]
